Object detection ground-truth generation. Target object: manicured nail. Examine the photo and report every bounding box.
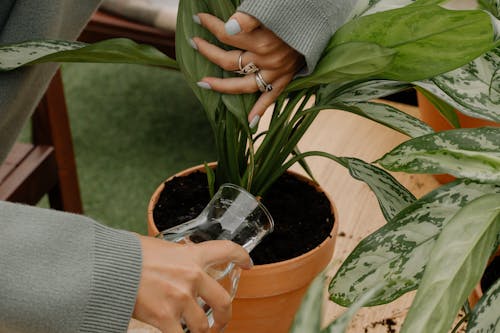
[225,18,241,35]
[197,81,212,90]
[249,115,260,129]
[192,14,201,25]
[188,38,198,50]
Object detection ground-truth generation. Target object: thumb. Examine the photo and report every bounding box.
[225,12,261,35]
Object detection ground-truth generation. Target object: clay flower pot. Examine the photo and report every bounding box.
[147,164,338,333]
[417,91,499,183]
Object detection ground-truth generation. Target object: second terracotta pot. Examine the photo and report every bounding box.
[147,164,338,333]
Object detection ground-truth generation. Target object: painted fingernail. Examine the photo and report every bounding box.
[188,38,198,50]
[225,18,241,35]
[249,115,260,129]
[197,81,212,90]
[192,14,201,25]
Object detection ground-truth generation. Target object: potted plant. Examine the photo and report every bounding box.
[2,0,499,332]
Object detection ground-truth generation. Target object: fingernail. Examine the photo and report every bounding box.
[192,14,201,25]
[249,115,260,129]
[197,81,212,90]
[188,38,198,50]
[225,18,241,35]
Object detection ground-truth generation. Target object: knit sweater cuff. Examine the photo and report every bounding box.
[238,0,332,74]
[79,224,142,333]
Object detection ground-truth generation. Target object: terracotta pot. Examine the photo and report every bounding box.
[417,91,500,184]
[147,164,338,333]
[468,246,500,308]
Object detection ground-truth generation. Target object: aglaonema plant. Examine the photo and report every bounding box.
[1,0,499,331]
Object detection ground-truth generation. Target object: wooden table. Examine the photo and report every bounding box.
[127,101,441,332]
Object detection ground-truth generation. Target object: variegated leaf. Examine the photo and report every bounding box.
[346,158,416,221]
[467,277,500,333]
[377,127,500,184]
[401,194,500,333]
[289,272,325,333]
[415,48,500,122]
[316,80,412,104]
[480,0,500,19]
[329,180,500,307]
[347,0,445,20]
[0,39,177,71]
[322,284,385,333]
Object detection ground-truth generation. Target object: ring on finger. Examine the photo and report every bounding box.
[255,71,273,92]
[235,51,259,75]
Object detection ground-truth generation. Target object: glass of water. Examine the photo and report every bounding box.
[156,183,274,331]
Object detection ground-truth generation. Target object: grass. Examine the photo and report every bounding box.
[57,62,215,234]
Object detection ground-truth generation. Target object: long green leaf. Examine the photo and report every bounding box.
[0,39,177,71]
[347,0,446,20]
[329,180,500,307]
[401,194,500,333]
[415,48,500,122]
[480,0,500,19]
[331,6,496,82]
[415,86,461,128]
[467,277,500,332]
[377,127,500,184]
[289,272,325,333]
[346,158,416,221]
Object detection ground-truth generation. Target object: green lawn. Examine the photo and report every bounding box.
[59,63,216,234]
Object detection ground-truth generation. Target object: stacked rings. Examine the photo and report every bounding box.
[255,72,273,92]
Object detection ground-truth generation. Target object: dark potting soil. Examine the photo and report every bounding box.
[481,255,499,293]
[153,171,334,265]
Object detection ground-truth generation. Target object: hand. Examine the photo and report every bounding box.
[191,12,305,126]
[133,236,252,333]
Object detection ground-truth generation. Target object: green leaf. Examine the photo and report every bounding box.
[289,272,325,333]
[467,277,500,332]
[329,180,500,307]
[322,284,385,333]
[331,5,497,82]
[176,0,221,120]
[0,39,177,71]
[287,42,396,91]
[400,194,500,333]
[345,158,416,221]
[377,127,500,184]
[329,101,434,138]
[415,48,500,122]
[416,87,461,128]
[347,0,446,20]
[317,80,413,105]
[479,0,500,19]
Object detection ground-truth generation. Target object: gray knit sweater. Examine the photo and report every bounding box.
[0,0,353,332]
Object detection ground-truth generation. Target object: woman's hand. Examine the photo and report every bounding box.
[133,236,252,333]
[191,12,305,127]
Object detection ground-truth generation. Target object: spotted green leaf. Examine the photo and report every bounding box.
[0,38,177,71]
[480,0,500,19]
[377,127,500,184]
[345,158,416,221]
[329,180,500,307]
[347,0,446,19]
[467,277,500,333]
[317,80,412,104]
[415,48,500,122]
[321,284,385,333]
[289,272,325,333]
[330,101,434,138]
[401,194,500,333]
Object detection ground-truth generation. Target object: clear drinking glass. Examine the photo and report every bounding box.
[156,183,274,331]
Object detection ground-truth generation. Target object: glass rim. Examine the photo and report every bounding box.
[218,183,274,233]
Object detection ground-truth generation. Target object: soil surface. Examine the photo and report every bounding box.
[153,171,334,265]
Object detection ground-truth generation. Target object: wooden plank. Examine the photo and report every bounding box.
[0,143,34,184]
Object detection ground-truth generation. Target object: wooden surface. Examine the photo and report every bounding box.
[127,101,441,332]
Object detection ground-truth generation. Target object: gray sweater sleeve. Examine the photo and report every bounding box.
[238,0,355,74]
[0,201,142,333]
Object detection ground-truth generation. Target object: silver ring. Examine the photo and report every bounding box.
[235,51,259,75]
[255,71,273,92]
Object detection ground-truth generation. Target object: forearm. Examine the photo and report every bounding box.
[0,201,142,333]
[238,0,355,74]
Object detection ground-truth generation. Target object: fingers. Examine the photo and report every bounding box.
[226,12,261,34]
[182,298,210,333]
[248,73,295,123]
[194,240,252,269]
[197,272,233,330]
